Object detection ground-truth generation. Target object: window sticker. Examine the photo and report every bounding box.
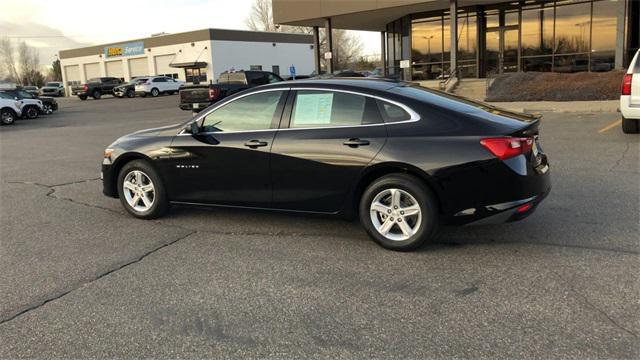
[294,93,333,125]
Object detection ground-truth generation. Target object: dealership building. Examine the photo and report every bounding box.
[58,28,314,95]
[274,0,639,80]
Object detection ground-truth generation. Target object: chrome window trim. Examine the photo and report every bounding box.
[177,86,420,136]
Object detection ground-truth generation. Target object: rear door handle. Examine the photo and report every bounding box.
[343,138,370,147]
[244,139,268,148]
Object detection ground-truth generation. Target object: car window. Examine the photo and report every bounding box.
[246,72,268,86]
[18,91,34,98]
[200,91,284,133]
[87,78,100,83]
[0,92,14,99]
[267,74,281,83]
[377,100,411,123]
[290,90,379,128]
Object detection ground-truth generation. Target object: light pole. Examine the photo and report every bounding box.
[423,35,434,57]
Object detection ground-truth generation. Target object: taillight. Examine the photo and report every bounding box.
[82,84,88,91]
[480,137,533,160]
[208,88,220,101]
[621,74,632,96]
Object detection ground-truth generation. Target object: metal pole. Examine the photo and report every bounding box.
[450,0,458,78]
[312,26,321,75]
[380,31,387,76]
[325,18,334,74]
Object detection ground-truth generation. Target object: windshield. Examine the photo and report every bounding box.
[46,82,60,87]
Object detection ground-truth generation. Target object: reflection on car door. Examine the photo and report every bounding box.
[270,90,387,213]
[167,90,287,206]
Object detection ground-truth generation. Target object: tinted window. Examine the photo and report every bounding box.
[152,77,167,83]
[201,91,284,133]
[0,92,14,99]
[290,91,379,128]
[45,82,60,87]
[18,91,34,99]
[87,78,100,83]
[377,100,411,122]
[267,74,281,83]
[246,72,268,85]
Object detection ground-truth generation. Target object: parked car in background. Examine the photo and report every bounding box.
[114,77,148,98]
[0,95,23,125]
[179,70,283,112]
[23,86,39,96]
[0,88,58,115]
[621,49,640,134]
[72,77,122,100]
[135,76,183,97]
[0,91,42,119]
[40,82,65,97]
[102,79,550,251]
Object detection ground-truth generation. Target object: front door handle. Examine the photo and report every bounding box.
[343,138,370,147]
[244,139,268,148]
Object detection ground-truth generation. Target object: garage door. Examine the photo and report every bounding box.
[84,62,100,80]
[64,65,80,95]
[154,54,175,75]
[129,57,149,77]
[105,60,124,79]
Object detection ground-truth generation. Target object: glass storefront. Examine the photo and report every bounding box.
[407,0,625,81]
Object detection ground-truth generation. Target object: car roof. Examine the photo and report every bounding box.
[263,78,407,92]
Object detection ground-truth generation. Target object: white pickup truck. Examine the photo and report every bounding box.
[621,49,640,133]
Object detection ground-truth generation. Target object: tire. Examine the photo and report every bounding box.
[92,90,101,100]
[0,108,16,125]
[24,106,39,119]
[622,117,639,134]
[359,174,439,251]
[150,88,159,97]
[79,95,87,100]
[140,92,147,98]
[126,89,135,98]
[117,160,168,219]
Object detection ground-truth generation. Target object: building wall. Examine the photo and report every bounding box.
[210,40,314,78]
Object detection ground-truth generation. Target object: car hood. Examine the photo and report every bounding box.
[121,123,184,139]
[40,86,58,90]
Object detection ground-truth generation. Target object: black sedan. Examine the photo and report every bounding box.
[101,79,550,251]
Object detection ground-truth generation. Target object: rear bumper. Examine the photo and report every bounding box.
[179,102,211,111]
[463,188,550,225]
[620,96,640,119]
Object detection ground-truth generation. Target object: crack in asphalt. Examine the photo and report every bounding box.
[0,230,197,326]
[550,269,638,339]
[609,142,631,171]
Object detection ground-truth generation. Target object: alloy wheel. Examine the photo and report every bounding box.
[1,111,15,124]
[122,170,155,212]
[370,188,422,241]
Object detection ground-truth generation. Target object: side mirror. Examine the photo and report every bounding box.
[190,122,200,135]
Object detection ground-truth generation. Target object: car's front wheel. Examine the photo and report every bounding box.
[126,89,135,98]
[92,90,101,100]
[117,160,168,219]
[0,109,16,125]
[359,174,439,251]
[150,88,160,97]
[622,117,639,134]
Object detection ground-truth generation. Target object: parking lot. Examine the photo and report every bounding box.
[0,95,638,358]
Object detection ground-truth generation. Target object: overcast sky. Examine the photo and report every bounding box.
[1,0,380,67]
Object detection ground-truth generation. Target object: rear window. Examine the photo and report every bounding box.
[218,73,248,84]
[87,78,101,83]
[46,82,60,87]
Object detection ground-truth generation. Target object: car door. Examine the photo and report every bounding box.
[270,89,387,213]
[166,89,288,206]
[152,77,167,92]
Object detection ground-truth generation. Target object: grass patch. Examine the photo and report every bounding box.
[486,71,624,102]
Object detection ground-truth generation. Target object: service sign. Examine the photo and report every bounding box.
[104,41,144,58]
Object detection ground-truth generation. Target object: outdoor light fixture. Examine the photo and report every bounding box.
[272,43,276,47]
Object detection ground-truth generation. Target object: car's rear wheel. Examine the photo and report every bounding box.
[126,89,135,98]
[622,117,639,134]
[150,88,159,97]
[1,109,16,125]
[78,95,87,100]
[117,160,168,219]
[92,90,101,100]
[24,106,39,119]
[43,104,53,114]
[359,174,439,251]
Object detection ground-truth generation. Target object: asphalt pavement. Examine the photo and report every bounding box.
[0,95,638,358]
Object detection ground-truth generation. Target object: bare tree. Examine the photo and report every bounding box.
[245,0,363,72]
[0,37,19,83]
[18,41,42,85]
